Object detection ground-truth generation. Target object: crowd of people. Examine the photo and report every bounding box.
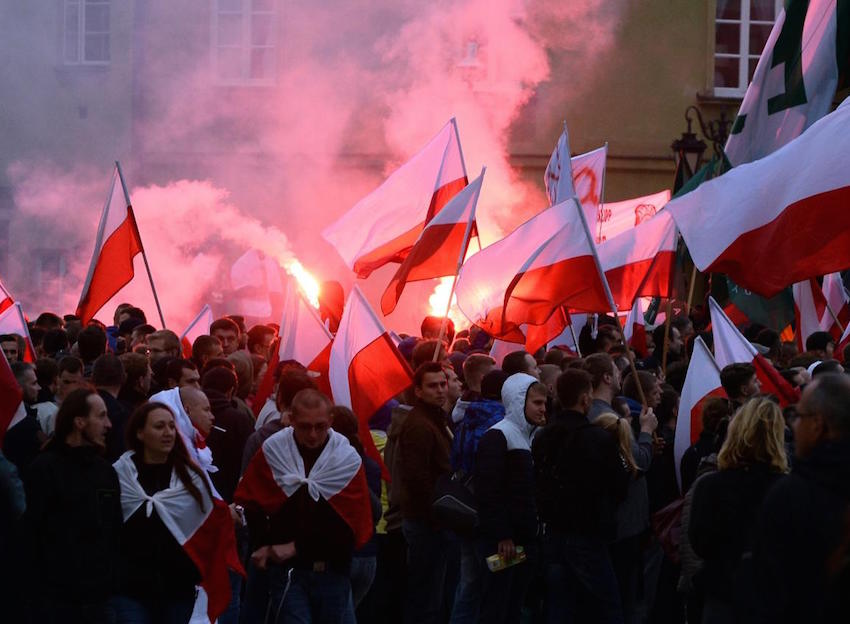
[1,302,849,624]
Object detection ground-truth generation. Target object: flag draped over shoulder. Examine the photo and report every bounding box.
[180,304,213,358]
[113,452,243,623]
[668,98,850,298]
[322,120,467,278]
[381,170,483,315]
[0,303,36,363]
[76,164,145,324]
[725,0,848,166]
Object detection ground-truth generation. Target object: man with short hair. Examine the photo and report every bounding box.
[118,352,152,410]
[147,329,181,364]
[92,354,129,462]
[3,362,45,470]
[211,318,241,356]
[444,366,463,415]
[451,354,496,425]
[719,362,761,409]
[421,315,455,345]
[805,330,836,359]
[0,334,19,363]
[583,353,622,421]
[129,323,156,349]
[502,350,541,380]
[247,324,275,360]
[192,334,224,369]
[77,325,107,375]
[753,373,850,623]
[165,358,200,389]
[411,338,449,370]
[236,389,372,623]
[396,362,454,623]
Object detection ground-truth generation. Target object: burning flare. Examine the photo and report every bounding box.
[428,276,468,331]
[286,260,321,309]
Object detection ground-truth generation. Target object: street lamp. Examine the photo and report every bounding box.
[671,109,707,176]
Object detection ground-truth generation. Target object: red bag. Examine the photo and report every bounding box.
[651,497,684,565]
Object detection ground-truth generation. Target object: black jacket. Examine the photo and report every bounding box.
[689,464,782,613]
[753,440,850,624]
[680,429,717,494]
[2,406,44,470]
[101,390,131,464]
[20,443,122,603]
[532,409,629,542]
[205,389,254,502]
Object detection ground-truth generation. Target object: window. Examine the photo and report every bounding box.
[64,0,110,64]
[714,0,782,97]
[213,0,277,85]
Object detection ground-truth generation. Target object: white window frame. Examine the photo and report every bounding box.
[63,0,111,65]
[212,0,277,86]
[714,0,783,97]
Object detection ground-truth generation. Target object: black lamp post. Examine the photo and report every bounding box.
[672,105,734,174]
[671,109,707,176]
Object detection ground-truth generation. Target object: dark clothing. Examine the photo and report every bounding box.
[680,430,717,494]
[100,389,130,464]
[396,400,452,523]
[356,455,382,559]
[118,387,149,412]
[205,389,254,502]
[753,440,850,624]
[533,409,629,542]
[20,443,122,604]
[690,464,782,620]
[451,398,504,475]
[116,456,200,602]
[241,418,284,474]
[2,406,44,470]
[646,424,679,513]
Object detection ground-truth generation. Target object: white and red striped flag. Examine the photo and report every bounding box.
[598,210,678,311]
[820,272,850,339]
[0,349,26,448]
[0,278,13,313]
[76,164,147,324]
[792,279,828,351]
[253,277,334,416]
[330,286,412,475]
[381,169,483,315]
[836,322,850,363]
[235,427,373,550]
[624,298,648,358]
[570,144,607,230]
[596,189,671,243]
[544,127,577,206]
[180,304,213,358]
[323,119,467,278]
[0,302,36,363]
[709,296,799,406]
[114,453,244,623]
[673,336,725,490]
[668,99,850,298]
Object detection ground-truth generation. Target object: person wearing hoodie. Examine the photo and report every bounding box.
[753,373,850,624]
[472,373,547,623]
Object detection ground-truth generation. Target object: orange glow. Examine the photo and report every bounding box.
[428,276,468,330]
[286,260,321,309]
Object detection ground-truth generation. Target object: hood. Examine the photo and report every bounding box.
[491,373,539,450]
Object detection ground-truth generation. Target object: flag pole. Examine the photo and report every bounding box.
[571,196,648,407]
[824,297,847,335]
[115,161,167,329]
[686,264,698,314]
[661,299,673,376]
[434,167,485,361]
[596,142,609,244]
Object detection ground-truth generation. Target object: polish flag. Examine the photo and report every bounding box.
[235,427,373,549]
[180,304,213,358]
[596,189,671,243]
[792,279,828,351]
[229,250,285,319]
[76,164,146,324]
[489,308,573,358]
[598,210,678,311]
[114,453,244,623]
[624,298,648,358]
[570,145,607,229]
[820,272,850,339]
[0,278,13,313]
[381,170,483,315]
[835,322,850,363]
[0,350,26,448]
[501,198,609,329]
[668,99,850,298]
[330,286,412,474]
[709,297,799,406]
[0,303,36,363]
[253,277,334,416]
[673,336,725,490]
[323,119,468,278]
[544,127,578,206]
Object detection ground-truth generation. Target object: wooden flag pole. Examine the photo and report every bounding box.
[686,264,698,315]
[661,299,673,376]
[824,298,847,335]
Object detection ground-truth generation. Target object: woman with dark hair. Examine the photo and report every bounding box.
[111,401,240,623]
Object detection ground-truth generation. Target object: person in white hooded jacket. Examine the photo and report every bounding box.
[472,372,547,623]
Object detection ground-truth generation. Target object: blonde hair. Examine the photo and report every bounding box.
[718,397,788,473]
[594,412,638,475]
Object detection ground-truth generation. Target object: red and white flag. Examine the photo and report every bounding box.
[114,452,244,623]
[330,286,412,474]
[792,279,828,351]
[673,336,724,490]
[836,322,850,363]
[0,349,26,448]
[253,277,334,416]
[229,250,285,319]
[180,304,213,358]
[570,145,607,231]
[489,308,574,358]
[235,427,373,549]
[598,210,678,311]
[76,164,146,324]
[0,278,13,314]
[624,298,648,358]
[668,99,850,298]
[544,127,577,206]
[709,296,799,406]
[820,272,850,339]
[323,119,467,278]
[0,303,36,363]
[381,170,483,315]
[596,189,671,243]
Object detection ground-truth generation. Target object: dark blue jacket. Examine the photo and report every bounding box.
[451,399,504,475]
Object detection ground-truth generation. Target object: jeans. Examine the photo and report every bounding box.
[544,531,624,624]
[402,519,456,624]
[267,564,354,624]
[476,538,536,624]
[449,538,484,624]
[110,594,195,624]
[218,569,243,624]
[240,560,269,624]
[350,556,377,607]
